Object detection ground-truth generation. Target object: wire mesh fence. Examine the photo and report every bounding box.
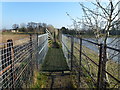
[0,33,48,89]
[61,34,120,89]
[37,33,48,67]
[62,34,71,69]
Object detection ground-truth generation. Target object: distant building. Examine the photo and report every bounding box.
[11,30,19,32]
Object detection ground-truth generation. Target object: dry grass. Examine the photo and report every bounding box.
[63,37,119,88]
[0,34,29,43]
[0,33,29,48]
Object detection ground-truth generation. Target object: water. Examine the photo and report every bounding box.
[74,37,120,62]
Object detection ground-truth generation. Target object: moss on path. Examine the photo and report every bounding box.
[42,47,69,71]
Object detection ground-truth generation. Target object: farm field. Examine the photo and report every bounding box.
[0,33,30,48]
[0,33,29,43]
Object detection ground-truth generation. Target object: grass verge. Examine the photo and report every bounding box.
[31,70,48,88]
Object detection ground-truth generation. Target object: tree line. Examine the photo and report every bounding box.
[11,22,48,33]
[60,20,120,36]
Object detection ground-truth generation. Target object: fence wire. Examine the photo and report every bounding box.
[0,33,48,89]
[62,34,71,69]
[62,34,120,89]
[37,33,48,66]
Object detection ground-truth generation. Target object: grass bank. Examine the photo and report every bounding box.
[31,70,48,88]
[73,42,119,88]
[63,36,119,88]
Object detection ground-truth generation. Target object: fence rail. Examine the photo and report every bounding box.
[62,34,120,89]
[0,33,48,89]
[37,33,48,67]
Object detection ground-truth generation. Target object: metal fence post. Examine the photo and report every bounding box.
[118,38,120,89]
[30,34,32,59]
[71,36,74,71]
[78,38,82,88]
[36,33,39,69]
[29,34,34,77]
[7,39,14,88]
[97,43,103,90]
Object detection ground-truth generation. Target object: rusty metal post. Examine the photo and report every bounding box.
[7,39,14,88]
[30,34,32,59]
[97,43,103,90]
[78,38,82,88]
[29,34,34,78]
[71,36,74,71]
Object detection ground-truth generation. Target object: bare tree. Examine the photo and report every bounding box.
[27,22,37,32]
[12,24,19,30]
[79,0,120,88]
[66,12,81,37]
[66,0,120,88]
[19,23,27,32]
[47,25,55,35]
[20,23,26,28]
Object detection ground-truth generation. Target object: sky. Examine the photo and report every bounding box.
[1,1,96,30]
[1,0,118,30]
